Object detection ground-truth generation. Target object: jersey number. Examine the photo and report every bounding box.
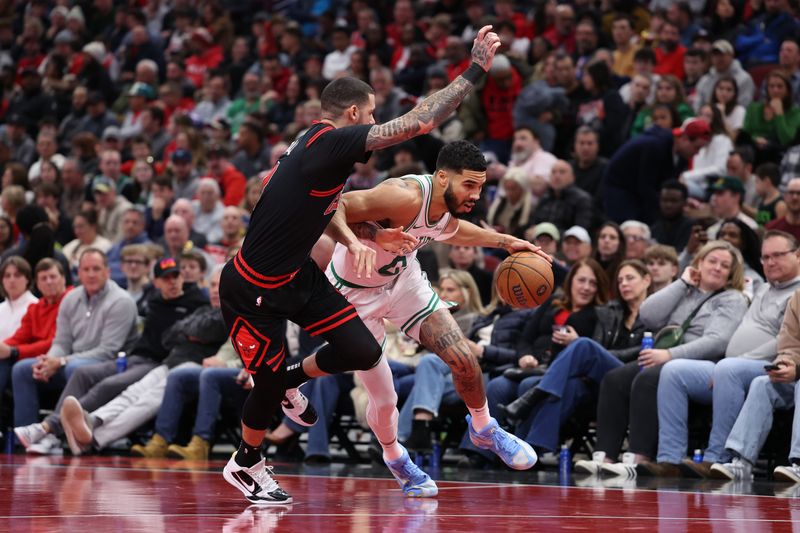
[377,256,407,276]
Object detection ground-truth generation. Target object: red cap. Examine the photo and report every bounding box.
[673,118,712,140]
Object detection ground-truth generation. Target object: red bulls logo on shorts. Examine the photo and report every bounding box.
[230,317,284,373]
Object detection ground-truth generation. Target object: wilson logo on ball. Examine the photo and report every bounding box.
[512,285,526,305]
[536,285,547,296]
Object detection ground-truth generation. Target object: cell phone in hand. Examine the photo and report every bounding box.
[764,363,782,372]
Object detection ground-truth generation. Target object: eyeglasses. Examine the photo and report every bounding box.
[760,249,797,263]
[625,235,647,242]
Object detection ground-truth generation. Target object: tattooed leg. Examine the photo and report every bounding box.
[418,309,486,409]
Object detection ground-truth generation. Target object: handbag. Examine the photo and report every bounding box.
[653,289,723,350]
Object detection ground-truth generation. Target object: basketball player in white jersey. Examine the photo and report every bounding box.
[293,140,551,496]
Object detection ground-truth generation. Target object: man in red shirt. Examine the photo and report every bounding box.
[0,258,69,399]
[207,144,246,206]
[184,28,223,89]
[654,20,686,80]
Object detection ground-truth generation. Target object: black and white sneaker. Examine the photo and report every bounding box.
[281,388,317,427]
[223,453,293,505]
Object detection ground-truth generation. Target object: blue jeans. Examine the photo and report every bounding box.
[154,364,203,443]
[521,338,623,451]
[705,358,771,463]
[657,359,715,463]
[397,354,460,441]
[155,366,247,443]
[0,358,12,408]
[194,367,247,441]
[724,375,796,464]
[12,357,98,427]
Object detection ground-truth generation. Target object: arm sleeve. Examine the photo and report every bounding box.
[482,345,520,366]
[638,279,688,330]
[66,297,137,361]
[774,109,800,147]
[222,170,246,207]
[669,292,749,360]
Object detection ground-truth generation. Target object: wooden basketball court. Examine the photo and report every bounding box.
[2,454,800,532]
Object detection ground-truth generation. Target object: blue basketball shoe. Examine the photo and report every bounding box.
[384,445,438,497]
[466,415,538,470]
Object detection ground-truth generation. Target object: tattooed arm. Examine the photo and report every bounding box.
[325,179,420,257]
[365,25,500,152]
[443,219,551,261]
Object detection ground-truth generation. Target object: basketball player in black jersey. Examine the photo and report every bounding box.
[221,26,501,505]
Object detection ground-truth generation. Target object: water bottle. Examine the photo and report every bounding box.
[116,351,127,373]
[640,332,654,372]
[559,444,571,478]
[5,427,13,454]
[693,449,704,463]
[430,439,441,472]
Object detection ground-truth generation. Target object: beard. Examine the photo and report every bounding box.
[510,147,532,164]
[444,183,474,215]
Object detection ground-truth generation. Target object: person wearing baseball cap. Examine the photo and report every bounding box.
[604,117,712,224]
[561,225,593,265]
[706,176,759,237]
[694,39,756,111]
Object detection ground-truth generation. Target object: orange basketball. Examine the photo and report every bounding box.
[495,251,554,308]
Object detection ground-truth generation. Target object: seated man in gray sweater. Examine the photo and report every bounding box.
[14,255,209,455]
[11,248,139,454]
[650,230,800,477]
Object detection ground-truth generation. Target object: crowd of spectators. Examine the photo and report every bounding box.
[2,0,800,483]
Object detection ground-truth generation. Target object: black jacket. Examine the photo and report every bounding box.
[161,306,228,368]
[133,282,209,361]
[592,299,646,363]
[466,306,535,372]
[517,298,599,366]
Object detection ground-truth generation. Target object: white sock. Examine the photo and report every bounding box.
[468,400,492,432]
[356,356,403,461]
[284,386,300,400]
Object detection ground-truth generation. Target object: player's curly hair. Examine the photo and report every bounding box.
[435,140,487,174]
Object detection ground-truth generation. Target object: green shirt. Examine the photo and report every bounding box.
[743,102,800,147]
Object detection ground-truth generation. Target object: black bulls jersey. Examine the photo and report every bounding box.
[238,122,372,280]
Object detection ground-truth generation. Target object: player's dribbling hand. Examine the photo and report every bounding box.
[376,227,419,255]
[348,241,377,278]
[504,236,553,263]
[471,25,502,71]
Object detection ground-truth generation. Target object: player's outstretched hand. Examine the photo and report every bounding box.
[504,236,553,263]
[348,240,377,278]
[471,25,502,72]
[376,227,419,255]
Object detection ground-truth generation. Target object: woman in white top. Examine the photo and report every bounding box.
[0,256,37,341]
[682,105,734,199]
[62,210,112,273]
[710,76,746,137]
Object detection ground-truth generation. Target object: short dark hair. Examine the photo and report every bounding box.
[660,179,688,199]
[634,47,656,64]
[34,181,62,199]
[730,146,755,166]
[755,163,781,188]
[76,209,98,227]
[145,105,164,125]
[763,229,798,249]
[35,257,64,277]
[153,175,173,189]
[435,140,487,174]
[320,77,375,115]
[180,249,207,273]
[79,247,108,267]
[685,47,708,61]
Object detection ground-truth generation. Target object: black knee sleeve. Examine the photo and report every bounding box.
[240,367,285,431]
[315,321,382,374]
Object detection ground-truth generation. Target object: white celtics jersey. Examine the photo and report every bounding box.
[329,174,455,288]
